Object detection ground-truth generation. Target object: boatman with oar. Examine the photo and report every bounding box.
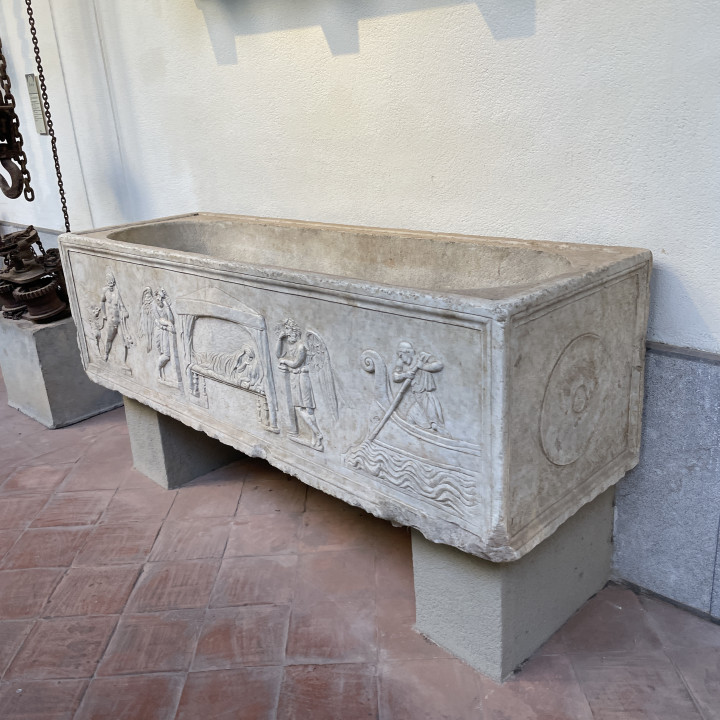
[392,341,445,433]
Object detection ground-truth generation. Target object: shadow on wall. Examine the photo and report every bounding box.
[648,262,718,353]
[195,0,535,60]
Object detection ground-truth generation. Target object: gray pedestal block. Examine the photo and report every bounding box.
[412,488,614,682]
[124,396,241,489]
[0,315,122,428]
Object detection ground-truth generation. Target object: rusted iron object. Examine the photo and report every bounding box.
[12,276,66,322]
[0,225,45,283]
[0,279,25,318]
[0,35,34,201]
[42,247,67,301]
[0,225,68,322]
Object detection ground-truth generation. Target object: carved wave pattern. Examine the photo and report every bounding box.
[345,441,476,516]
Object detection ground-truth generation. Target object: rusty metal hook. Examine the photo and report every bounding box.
[0,157,23,199]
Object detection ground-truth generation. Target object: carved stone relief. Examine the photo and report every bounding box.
[82,267,134,374]
[540,333,611,466]
[60,213,651,562]
[344,344,481,516]
[391,341,446,433]
[274,318,340,452]
[139,287,182,388]
[192,347,263,393]
[174,287,280,434]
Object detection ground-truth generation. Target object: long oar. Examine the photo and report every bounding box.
[366,377,412,443]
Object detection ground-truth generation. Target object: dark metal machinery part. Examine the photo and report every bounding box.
[25,0,70,232]
[0,225,68,322]
[0,2,71,323]
[0,35,34,201]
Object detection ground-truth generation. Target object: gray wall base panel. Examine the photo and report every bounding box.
[613,345,720,617]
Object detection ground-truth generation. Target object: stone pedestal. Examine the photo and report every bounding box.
[412,488,614,682]
[0,315,122,428]
[124,396,241,489]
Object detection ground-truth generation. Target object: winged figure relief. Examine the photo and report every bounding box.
[138,287,180,386]
[274,317,340,451]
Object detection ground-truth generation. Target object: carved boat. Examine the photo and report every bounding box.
[344,348,483,516]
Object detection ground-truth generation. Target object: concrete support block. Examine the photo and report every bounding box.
[0,315,122,428]
[412,488,614,682]
[124,396,241,489]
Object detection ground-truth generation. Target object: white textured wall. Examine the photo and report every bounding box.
[0,0,93,231]
[1,0,718,352]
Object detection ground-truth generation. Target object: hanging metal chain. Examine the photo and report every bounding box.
[25,0,70,232]
[0,35,34,201]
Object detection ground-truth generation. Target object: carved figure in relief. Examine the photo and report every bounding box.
[139,287,181,386]
[86,304,104,355]
[343,345,481,516]
[99,269,133,365]
[392,341,445,432]
[192,346,263,392]
[274,318,339,452]
[175,286,280,434]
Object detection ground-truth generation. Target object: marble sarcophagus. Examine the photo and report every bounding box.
[59,214,651,560]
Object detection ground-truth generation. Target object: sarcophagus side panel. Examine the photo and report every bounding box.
[63,249,496,555]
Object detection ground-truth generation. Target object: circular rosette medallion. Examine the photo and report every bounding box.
[540,333,610,466]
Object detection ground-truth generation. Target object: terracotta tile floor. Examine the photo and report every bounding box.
[1,375,719,719]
